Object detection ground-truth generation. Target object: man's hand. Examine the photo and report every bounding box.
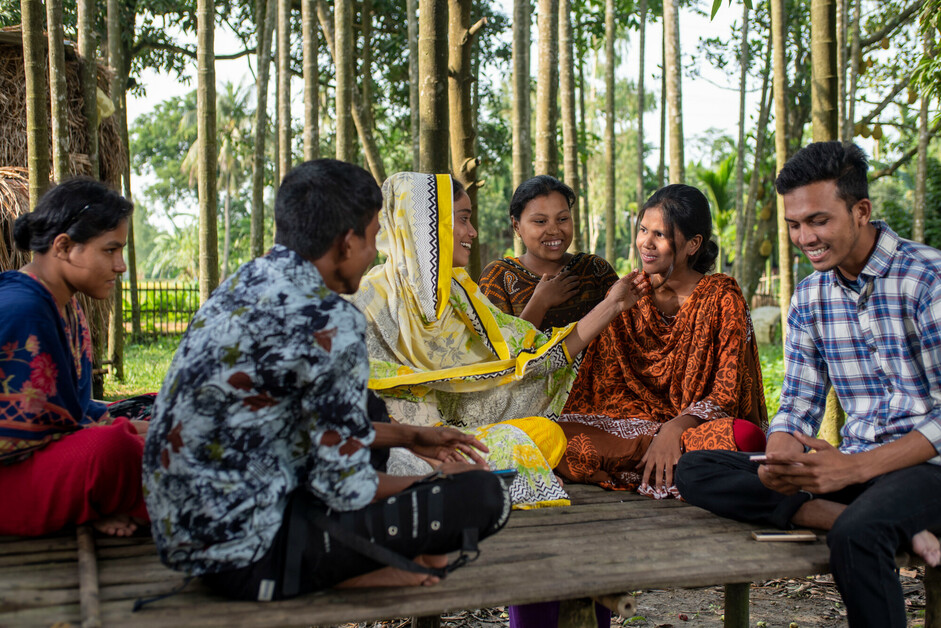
[757,431,806,494]
[409,426,490,467]
[763,433,862,494]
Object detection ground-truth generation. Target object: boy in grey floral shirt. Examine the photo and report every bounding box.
[144,160,510,601]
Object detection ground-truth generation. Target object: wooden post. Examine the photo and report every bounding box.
[77,525,101,628]
[926,565,941,628]
[411,616,440,628]
[723,582,749,628]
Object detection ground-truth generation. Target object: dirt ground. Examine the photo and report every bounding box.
[338,567,928,628]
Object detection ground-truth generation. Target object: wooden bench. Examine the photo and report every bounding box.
[1,484,937,627]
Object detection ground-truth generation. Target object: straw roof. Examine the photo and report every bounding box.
[0,25,126,199]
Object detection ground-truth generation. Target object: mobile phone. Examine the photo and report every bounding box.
[493,468,518,484]
[749,454,768,462]
[751,529,817,542]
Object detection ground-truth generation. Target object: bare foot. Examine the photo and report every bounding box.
[92,514,138,537]
[913,530,941,567]
[336,554,448,589]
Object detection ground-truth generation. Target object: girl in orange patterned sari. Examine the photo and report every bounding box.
[557,184,768,498]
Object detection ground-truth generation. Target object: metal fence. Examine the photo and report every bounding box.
[122,281,200,336]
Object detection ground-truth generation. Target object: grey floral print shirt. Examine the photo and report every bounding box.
[143,245,378,575]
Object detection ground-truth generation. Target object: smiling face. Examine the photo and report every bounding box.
[513,191,573,262]
[452,191,477,268]
[61,220,129,300]
[635,206,700,277]
[783,180,874,280]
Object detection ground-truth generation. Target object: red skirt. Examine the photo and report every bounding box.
[0,418,148,536]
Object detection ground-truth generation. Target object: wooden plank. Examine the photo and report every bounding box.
[927,565,940,628]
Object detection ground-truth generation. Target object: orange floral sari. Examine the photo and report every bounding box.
[557,273,768,495]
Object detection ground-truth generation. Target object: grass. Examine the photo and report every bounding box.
[103,335,181,401]
[104,334,789,417]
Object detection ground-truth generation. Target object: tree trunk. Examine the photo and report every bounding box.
[302,0,319,160]
[771,0,792,343]
[534,0,559,176]
[733,5,749,283]
[316,0,385,181]
[419,0,449,174]
[913,30,934,243]
[512,0,532,256]
[335,0,354,161]
[604,0,616,262]
[21,0,50,209]
[356,0,385,183]
[408,0,420,170]
[278,0,292,173]
[740,43,773,304]
[846,0,860,138]
[77,0,98,179]
[657,42,666,189]
[106,0,126,375]
[361,0,374,138]
[252,0,276,258]
[46,0,69,181]
[197,0,219,303]
[633,0,647,266]
[811,0,838,141]
[578,50,591,251]
[449,0,483,277]
[664,0,684,184]
[560,0,580,253]
[837,0,848,141]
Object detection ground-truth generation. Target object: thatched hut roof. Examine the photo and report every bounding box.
[0,25,127,208]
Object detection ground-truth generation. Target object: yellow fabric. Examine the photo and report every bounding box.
[498,417,567,468]
[351,172,581,427]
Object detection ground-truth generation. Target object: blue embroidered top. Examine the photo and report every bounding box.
[769,222,941,462]
[0,271,109,463]
[143,246,378,574]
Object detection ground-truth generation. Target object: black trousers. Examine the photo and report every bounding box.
[203,470,510,601]
[676,450,941,628]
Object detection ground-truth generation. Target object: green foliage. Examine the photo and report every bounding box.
[758,342,784,417]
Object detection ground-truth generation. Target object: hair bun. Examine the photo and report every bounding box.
[12,214,33,251]
[694,238,720,274]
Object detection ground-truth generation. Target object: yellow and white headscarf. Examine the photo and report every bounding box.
[351,172,580,427]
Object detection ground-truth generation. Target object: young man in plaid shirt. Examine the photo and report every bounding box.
[676,141,941,628]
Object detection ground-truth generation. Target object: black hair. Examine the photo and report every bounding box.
[774,141,869,209]
[637,184,719,274]
[275,159,382,260]
[13,178,133,254]
[451,176,467,199]
[508,175,576,221]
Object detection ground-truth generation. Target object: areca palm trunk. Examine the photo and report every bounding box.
[560,0,581,252]
[251,0,276,258]
[278,0,292,173]
[21,0,50,208]
[408,0,420,169]
[302,0,319,160]
[604,0,616,261]
[633,0,647,266]
[733,5,749,282]
[418,0,449,173]
[512,0,532,255]
[811,0,838,140]
[771,0,792,340]
[77,0,98,179]
[46,0,69,181]
[196,0,219,303]
[534,0,559,176]
[664,0,684,184]
[335,0,353,161]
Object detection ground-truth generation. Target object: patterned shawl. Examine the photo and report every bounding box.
[0,271,110,462]
[351,173,579,427]
[563,273,768,429]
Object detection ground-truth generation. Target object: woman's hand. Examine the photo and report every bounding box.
[532,271,579,309]
[639,414,699,490]
[606,270,651,314]
[409,426,490,467]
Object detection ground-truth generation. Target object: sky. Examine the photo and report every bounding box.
[124,3,765,207]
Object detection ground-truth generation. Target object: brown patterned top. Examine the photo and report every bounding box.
[479,253,618,332]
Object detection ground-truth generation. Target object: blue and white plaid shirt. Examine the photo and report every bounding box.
[769,222,941,463]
